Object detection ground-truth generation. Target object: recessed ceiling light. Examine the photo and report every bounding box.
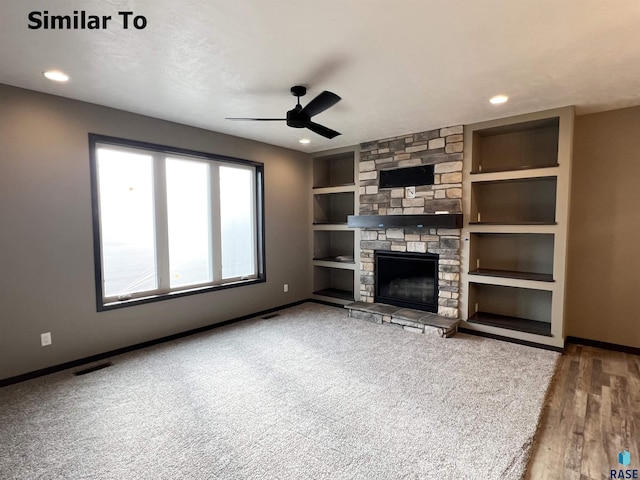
[299,139,311,144]
[490,95,508,105]
[43,70,69,82]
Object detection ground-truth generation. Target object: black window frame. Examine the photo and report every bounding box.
[88,133,266,311]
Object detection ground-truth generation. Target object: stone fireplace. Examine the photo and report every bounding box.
[355,126,463,319]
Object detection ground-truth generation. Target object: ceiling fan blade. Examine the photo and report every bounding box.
[300,91,341,117]
[225,118,286,121]
[306,121,341,139]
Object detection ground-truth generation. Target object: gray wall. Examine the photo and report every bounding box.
[565,106,640,348]
[0,84,312,381]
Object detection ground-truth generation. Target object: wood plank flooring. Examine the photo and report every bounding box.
[525,343,640,480]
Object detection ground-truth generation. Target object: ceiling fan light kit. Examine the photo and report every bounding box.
[226,85,341,139]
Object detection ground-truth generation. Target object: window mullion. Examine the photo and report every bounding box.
[210,163,223,282]
[154,154,170,291]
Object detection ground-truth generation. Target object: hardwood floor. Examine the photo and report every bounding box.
[525,343,640,480]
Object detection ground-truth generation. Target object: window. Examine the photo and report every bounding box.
[89,134,265,310]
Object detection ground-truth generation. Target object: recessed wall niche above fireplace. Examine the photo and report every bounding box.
[375,251,438,312]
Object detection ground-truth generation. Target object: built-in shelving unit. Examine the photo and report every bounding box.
[311,148,360,304]
[461,107,574,348]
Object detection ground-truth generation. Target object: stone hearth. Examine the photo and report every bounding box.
[344,301,460,338]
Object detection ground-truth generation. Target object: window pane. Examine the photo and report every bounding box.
[220,165,256,279]
[97,148,157,297]
[166,158,212,288]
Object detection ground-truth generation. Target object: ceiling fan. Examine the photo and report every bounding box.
[226,86,341,139]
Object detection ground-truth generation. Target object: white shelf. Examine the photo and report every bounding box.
[312,185,356,195]
[465,274,555,291]
[313,259,357,270]
[465,224,558,234]
[312,223,351,231]
[469,165,560,183]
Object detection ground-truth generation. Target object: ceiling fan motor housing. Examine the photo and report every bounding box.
[286,106,310,128]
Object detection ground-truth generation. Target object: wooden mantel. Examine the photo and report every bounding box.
[347,214,463,229]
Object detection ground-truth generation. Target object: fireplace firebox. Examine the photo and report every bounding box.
[374,251,439,313]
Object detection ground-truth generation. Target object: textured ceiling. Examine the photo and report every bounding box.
[2,0,640,152]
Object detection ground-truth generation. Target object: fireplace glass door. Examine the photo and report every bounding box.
[375,251,438,312]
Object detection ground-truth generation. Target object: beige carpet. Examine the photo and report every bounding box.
[0,302,558,479]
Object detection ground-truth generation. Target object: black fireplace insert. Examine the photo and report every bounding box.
[374,250,438,312]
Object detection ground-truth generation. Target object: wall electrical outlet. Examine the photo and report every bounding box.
[41,332,52,347]
[283,284,289,293]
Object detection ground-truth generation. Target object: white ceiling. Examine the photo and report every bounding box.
[2,0,640,152]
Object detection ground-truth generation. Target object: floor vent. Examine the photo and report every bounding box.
[74,361,113,376]
[262,313,280,319]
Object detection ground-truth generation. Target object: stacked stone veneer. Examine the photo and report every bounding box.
[358,126,463,318]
